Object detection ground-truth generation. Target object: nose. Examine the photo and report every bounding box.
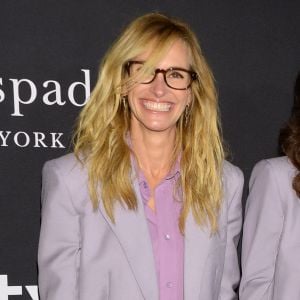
[149,72,168,97]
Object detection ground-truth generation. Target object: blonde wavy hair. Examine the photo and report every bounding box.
[73,13,224,232]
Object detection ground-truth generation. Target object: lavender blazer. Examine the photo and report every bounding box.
[38,153,243,300]
[240,157,300,299]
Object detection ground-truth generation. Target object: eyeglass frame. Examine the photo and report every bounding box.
[124,60,198,90]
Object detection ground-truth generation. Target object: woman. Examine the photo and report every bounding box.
[38,13,243,300]
[240,72,300,299]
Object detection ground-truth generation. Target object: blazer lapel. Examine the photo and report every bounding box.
[184,213,213,299]
[98,178,159,300]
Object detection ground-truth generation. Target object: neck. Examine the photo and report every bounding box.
[130,126,177,188]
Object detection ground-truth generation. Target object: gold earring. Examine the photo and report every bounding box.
[184,104,190,126]
[122,96,127,109]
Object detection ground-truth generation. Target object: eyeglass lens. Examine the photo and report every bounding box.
[129,62,193,90]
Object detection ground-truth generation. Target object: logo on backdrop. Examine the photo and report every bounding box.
[0,275,38,300]
[0,69,90,149]
[0,131,65,148]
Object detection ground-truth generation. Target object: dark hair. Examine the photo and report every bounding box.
[279,72,300,197]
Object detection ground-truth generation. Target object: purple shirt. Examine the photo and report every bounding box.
[137,163,184,300]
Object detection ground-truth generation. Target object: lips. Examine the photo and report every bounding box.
[143,100,172,112]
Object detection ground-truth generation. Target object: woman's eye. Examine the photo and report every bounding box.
[168,71,184,79]
[130,63,145,74]
[133,66,142,73]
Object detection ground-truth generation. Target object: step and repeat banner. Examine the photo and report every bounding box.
[1,1,300,299]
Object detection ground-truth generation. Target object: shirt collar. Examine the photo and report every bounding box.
[165,159,180,181]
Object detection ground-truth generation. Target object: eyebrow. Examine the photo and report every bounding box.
[131,60,190,70]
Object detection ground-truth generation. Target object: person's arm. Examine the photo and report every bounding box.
[219,165,244,300]
[239,160,284,300]
[38,160,81,300]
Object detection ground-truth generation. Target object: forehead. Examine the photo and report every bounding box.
[135,39,191,68]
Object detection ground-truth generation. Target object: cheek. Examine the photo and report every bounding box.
[127,85,144,105]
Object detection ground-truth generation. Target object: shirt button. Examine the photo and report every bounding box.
[166,282,173,288]
[165,234,171,240]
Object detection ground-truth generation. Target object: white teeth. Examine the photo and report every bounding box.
[143,101,171,112]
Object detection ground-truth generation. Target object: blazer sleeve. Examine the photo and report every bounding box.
[38,160,81,300]
[239,160,284,300]
[219,165,244,300]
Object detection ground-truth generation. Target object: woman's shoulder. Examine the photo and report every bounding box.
[44,152,85,173]
[42,153,89,212]
[248,157,297,201]
[43,152,88,186]
[222,160,244,186]
[252,156,296,181]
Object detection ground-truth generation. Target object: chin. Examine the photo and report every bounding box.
[143,122,176,133]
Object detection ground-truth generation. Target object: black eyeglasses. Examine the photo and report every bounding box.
[125,60,198,90]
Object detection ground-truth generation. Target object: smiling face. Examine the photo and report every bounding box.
[127,39,192,136]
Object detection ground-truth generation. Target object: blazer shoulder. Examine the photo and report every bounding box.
[249,157,298,212]
[44,153,83,173]
[42,153,89,212]
[222,160,244,187]
[265,156,296,173]
[251,156,296,185]
[43,153,87,180]
[221,160,244,209]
